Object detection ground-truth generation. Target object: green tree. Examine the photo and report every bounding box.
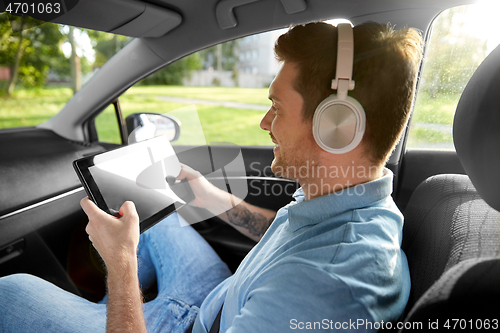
[199,40,239,71]
[86,30,203,86]
[86,30,130,67]
[140,53,202,85]
[68,26,81,93]
[0,14,67,94]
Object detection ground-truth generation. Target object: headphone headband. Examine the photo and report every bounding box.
[331,23,355,99]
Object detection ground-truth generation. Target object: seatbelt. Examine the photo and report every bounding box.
[185,304,223,333]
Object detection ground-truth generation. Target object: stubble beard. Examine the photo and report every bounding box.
[271,147,302,182]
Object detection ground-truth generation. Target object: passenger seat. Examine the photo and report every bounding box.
[399,44,500,329]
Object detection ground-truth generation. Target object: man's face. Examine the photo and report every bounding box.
[260,62,319,181]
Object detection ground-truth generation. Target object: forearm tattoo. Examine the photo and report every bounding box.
[226,205,275,238]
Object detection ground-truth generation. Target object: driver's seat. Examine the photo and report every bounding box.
[399,44,500,328]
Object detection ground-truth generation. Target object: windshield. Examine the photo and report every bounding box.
[0,13,129,129]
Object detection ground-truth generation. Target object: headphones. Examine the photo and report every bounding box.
[312,23,366,154]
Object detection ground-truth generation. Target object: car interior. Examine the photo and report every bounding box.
[0,0,499,329]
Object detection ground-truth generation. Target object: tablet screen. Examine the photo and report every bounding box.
[74,135,188,232]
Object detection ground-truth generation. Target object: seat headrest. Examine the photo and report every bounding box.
[453,44,500,212]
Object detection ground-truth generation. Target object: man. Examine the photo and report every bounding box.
[0,22,422,332]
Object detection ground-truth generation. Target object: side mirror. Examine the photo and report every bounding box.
[125,113,181,143]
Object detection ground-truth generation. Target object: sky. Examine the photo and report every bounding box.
[466,1,500,52]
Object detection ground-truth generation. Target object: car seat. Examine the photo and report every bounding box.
[399,43,500,329]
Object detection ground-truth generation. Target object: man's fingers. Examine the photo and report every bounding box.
[177,164,201,181]
[81,199,140,266]
[176,164,188,181]
[119,201,138,219]
[176,164,191,181]
[80,197,106,219]
[81,197,139,222]
[85,222,95,243]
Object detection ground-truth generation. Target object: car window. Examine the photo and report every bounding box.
[119,29,287,147]
[120,20,349,147]
[0,14,130,130]
[407,4,500,150]
[95,104,121,143]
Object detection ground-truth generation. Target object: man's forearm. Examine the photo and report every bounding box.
[219,197,276,242]
[81,199,145,333]
[106,259,146,333]
[177,167,277,242]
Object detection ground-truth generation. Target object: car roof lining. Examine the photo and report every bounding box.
[48,0,479,50]
[45,0,182,37]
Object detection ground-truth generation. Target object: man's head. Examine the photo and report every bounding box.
[272,21,423,165]
[261,62,318,181]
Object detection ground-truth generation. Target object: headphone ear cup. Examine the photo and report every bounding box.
[312,94,366,154]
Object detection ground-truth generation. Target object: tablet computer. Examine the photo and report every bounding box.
[73,135,194,233]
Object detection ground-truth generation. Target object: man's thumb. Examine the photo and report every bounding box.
[119,201,138,219]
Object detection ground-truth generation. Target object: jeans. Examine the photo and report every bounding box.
[0,213,232,333]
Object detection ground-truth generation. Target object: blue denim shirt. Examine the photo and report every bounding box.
[193,168,410,332]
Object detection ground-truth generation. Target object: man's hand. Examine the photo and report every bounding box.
[177,163,240,212]
[80,198,146,333]
[177,164,276,242]
[80,198,140,271]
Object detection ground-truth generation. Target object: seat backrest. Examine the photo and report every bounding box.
[400,42,500,325]
[402,174,500,312]
[405,257,500,325]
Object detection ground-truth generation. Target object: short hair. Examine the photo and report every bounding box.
[274,22,423,164]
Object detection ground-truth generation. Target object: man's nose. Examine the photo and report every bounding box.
[260,108,273,131]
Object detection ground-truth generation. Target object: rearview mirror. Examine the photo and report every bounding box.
[126,113,181,143]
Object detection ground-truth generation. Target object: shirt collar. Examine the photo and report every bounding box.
[287,168,394,232]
